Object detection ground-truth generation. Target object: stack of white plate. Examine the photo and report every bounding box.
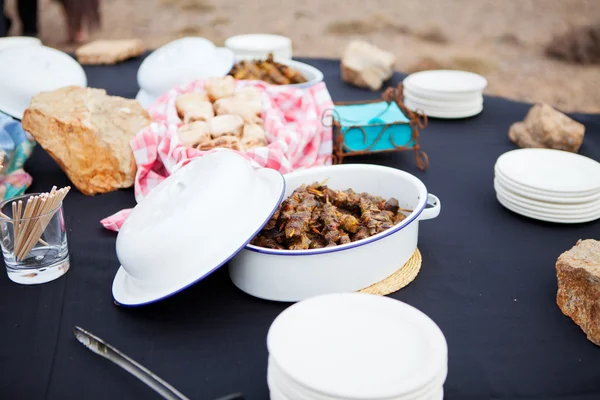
[494,148,600,224]
[402,70,487,119]
[267,293,448,400]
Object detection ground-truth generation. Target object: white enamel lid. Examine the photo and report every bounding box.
[495,148,600,194]
[0,45,87,120]
[112,151,285,306]
[267,293,448,399]
[137,37,235,98]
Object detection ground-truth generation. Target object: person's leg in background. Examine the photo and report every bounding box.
[0,0,10,37]
[18,0,38,37]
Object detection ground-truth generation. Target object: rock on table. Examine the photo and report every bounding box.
[556,239,600,345]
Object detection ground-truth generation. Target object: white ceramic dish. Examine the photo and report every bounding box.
[0,36,41,52]
[112,151,285,306]
[405,99,483,119]
[225,34,292,61]
[495,167,600,198]
[403,85,481,102]
[495,148,600,194]
[135,89,155,109]
[137,37,235,101]
[497,193,600,224]
[266,293,448,400]
[403,70,487,94]
[234,57,324,90]
[496,190,600,218]
[494,182,600,213]
[494,175,600,204]
[228,164,440,302]
[0,45,87,120]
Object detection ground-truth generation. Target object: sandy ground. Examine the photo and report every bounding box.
[5,0,600,113]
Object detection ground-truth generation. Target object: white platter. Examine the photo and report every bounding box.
[495,148,600,194]
[267,293,447,400]
[495,173,600,204]
[403,70,487,94]
[497,193,600,224]
[494,182,600,213]
[112,151,285,306]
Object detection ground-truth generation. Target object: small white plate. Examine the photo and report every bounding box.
[404,93,483,112]
[495,181,600,213]
[403,70,487,94]
[495,148,600,194]
[495,177,600,205]
[497,193,600,224]
[267,293,447,400]
[496,189,600,217]
[495,167,600,198]
[405,99,483,119]
[403,85,481,102]
[112,152,285,307]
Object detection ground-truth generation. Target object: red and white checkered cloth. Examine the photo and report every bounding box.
[101,79,334,231]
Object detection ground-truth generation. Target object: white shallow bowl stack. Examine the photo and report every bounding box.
[494,148,600,224]
[402,70,487,119]
[267,293,448,400]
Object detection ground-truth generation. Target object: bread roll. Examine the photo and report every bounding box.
[197,135,243,151]
[241,123,268,149]
[178,121,211,148]
[175,93,214,123]
[208,114,244,138]
[205,76,235,102]
[213,96,261,123]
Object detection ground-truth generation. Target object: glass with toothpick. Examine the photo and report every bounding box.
[0,186,71,284]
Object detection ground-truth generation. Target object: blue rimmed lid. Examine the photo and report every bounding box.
[111,151,285,307]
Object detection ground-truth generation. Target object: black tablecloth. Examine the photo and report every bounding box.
[1,57,600,400]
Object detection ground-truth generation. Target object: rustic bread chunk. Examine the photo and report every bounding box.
[178,121,211,148]
[175,94,214,123]
[22,86,152,195]
[75,39,145,65]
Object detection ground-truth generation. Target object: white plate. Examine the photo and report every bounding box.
[403,70,487,94]
[404,93,483,112]
[494,182,600,213]
[497,193,600,224]
[494,176,600,204]
[112,152,285,307]
[403,85,481,102]
[225,34,292,61]
[267,293,447,400]
[495,167,600,198]
[495,148,600,194]
[496,190,600,218]
[0,45,87,120]
[405,99,483,119]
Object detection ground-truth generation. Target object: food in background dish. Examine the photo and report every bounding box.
[205,75,236,102]
[229,53,307,85]
[176,96,214,124]
[175,80,268,152]
[209,114,244,138]
[177,121,211,148]
[21,86,152,196]
[251,182,407,250]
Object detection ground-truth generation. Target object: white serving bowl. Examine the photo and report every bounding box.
[0,45,87,119]
[233,57,324,90]
[229,164,441,302]
[225,34,292,61]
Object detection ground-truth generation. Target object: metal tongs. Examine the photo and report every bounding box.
[73,326,244,400]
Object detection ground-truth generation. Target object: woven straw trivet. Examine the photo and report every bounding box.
[358,248,422,296]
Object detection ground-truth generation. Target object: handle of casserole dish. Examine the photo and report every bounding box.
[419,194,441,221]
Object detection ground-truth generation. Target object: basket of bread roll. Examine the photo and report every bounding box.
[101,76,334,231]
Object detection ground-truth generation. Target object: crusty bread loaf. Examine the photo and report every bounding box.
[22,86,152,195]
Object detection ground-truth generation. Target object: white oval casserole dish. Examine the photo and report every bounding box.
[229,164,441,302]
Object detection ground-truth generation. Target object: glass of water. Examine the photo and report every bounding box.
[0,193,69,284]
